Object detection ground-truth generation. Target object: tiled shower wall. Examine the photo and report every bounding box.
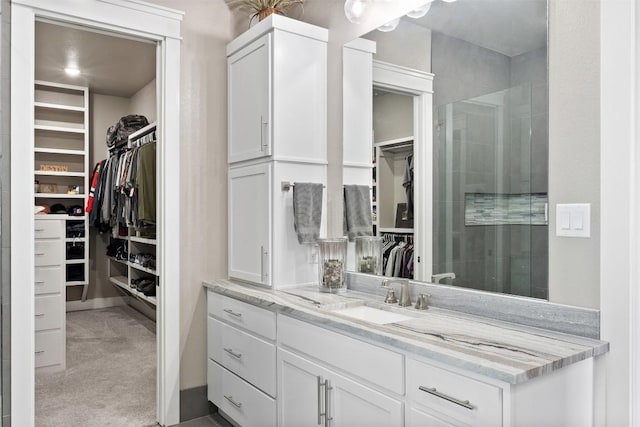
[432,31,549,300]
[1,0,10,423]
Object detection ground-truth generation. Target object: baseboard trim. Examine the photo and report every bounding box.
[66,296,129,312]
[180,385,215,422]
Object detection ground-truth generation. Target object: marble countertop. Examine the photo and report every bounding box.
[203,279,609,385]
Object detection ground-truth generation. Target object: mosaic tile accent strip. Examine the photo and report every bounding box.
[465,192,548,226]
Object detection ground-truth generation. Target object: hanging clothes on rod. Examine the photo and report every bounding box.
[380,232,414,279]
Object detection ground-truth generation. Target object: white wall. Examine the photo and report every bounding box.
[129,79,156,122]
[145,0,232,391]
[364,19,431,72]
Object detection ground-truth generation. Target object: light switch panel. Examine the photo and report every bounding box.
[556,204,591,238]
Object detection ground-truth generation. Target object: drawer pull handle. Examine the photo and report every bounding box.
[418,386,475,410]
[35,228,45,231]
[224,395,242,408]
[35,253,45,256]
[223,348,242,359]
[35,281,45,284]
[35,314,45,317]
[35,350,45,355]
[223,309,242,318]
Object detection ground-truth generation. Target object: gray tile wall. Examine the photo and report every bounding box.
[432,34,548,299]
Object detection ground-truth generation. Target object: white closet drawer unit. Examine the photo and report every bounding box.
[34,266,63,294]
[278,315,404,395]
[34,240,63,267]
[35,329,64,368]
[406,358,502,427]
[34,219,63,239]
[208,359,276,427]
[34,294,64,331]
[208,293,276,340]
[208,316,276,396]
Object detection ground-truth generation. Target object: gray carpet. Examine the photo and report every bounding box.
[36,305,157,427]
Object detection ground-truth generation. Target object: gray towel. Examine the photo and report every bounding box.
[293,182,323,244]
[343,185,373,241]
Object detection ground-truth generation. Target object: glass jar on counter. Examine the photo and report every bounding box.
[355,236,383,276]
[317,238,347,293]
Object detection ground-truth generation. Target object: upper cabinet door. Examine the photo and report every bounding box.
[228,33,272,163]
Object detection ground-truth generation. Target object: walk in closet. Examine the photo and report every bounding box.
[33,20,159,423]
[373,89,416,279]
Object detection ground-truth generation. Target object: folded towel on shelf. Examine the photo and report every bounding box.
[344,184,373,241]
[293,182,323,244]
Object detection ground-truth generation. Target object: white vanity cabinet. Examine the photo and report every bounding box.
[207,292,277,426]
[227,15,328,165]
[277,315,404,427]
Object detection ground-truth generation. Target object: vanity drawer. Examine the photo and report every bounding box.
[35,329,64,369]
[35,266,63,294]
[34,220,63,239]
[208,291,276,340]
[208,316,276,396]
[208,359,276,427]
[278,314,404,395]
[406,358,502,427]
[34,240,63,267]
[34,294,64,331]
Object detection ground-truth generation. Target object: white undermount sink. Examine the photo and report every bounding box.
[330,305,412,325]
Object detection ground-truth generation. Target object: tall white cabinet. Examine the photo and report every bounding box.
[227,15,328,288]
[33,80,89,372]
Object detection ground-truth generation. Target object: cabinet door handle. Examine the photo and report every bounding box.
[223,308,242,318]
[224,394,242,408]
[35,281,45,284]
[35,228,45,231]
[418,386,475,410]
[35,253,45,256]
[324,379,333,427]
[223,348,242,359]
[317,376,323,425]
[35,313,45,317]
[260,115,268,152]
[260,245,268,282]
[35,350,45,355]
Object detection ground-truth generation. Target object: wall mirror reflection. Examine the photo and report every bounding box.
[345,0,549,299]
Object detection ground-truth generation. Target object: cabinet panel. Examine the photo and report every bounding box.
[208,317,276,396]
[34,219,63,239]
[278,315,404,394]
[34,240,63,266]
[408,406,460,427]
[208,359,276,427]
[35,329,64,368]
[228,164,271,286]
[208,292,276,340]
[34,294,64,331]
[228,34,271,163]
[406,358,502,427]
[35,266,63,294]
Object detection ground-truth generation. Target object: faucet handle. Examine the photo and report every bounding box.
[415,293,431,310]
[384,288,398,304]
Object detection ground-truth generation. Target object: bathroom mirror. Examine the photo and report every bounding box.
[344,0,549,300]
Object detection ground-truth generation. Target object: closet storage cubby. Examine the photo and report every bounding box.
[34,81,89,372]
[226,15,328,289]
[106,123,158,307]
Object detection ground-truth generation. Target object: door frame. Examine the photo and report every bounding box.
[372,60,433,282]
[10,1,183,425]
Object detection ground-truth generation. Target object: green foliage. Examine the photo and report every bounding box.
[244,0,304,20]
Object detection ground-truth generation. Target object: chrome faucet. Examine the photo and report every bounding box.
[381,278,411,307]
[431,272,456,284]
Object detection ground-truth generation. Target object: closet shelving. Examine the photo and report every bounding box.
[374,136,415,236]
[107,122,158,307]
[34,80,90,297]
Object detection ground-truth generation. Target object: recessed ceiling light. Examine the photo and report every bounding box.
[64,67,80,77]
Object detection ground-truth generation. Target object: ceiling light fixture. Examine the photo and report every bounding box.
[406,1,433,19]
[441,0,457,3]
[377,17,401,32]
[64,67,81,77]
[344,0,370,24]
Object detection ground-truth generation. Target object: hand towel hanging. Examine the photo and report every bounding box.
[293,182,323,244]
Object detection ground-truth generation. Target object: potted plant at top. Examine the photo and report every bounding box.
[244,0,304,23]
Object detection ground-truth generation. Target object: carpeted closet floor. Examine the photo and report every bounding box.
[35,305,156,427]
